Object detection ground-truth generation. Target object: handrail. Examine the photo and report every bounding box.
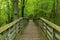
[40,17,60,32]
[0,18,23,33]
[0,18,28,40]
[34,17,60,40]
[39,17,60,40]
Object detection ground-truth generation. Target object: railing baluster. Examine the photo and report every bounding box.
[0,18,29,40]
[15,23,19,34]
[52,29,55,40]
[45,24,48,39]
[34,17,60,40]
[7,28,11,40]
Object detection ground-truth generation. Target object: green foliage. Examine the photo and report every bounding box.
[0,0,60,26]
[0,0,14,27]
[18,0,22,18]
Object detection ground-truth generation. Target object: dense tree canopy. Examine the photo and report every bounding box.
[0,0,60,27]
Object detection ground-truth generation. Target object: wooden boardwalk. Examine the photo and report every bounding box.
[15,20,47,40]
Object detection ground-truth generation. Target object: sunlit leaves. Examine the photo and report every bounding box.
[0,0,60,26]
[24,0,37,18]
[0,0,14,27]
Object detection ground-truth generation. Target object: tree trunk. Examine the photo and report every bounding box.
[21,0,25,17]
[13,0,18,19]
[50,0,58,24]
[55,0,58,24]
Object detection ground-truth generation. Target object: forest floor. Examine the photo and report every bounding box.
[15,20,47,40]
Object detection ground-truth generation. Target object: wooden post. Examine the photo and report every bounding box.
[7,28,11,40]
[52,29,55,40]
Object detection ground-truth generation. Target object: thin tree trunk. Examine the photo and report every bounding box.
[50,0,58,24]
[21,0,25,17]
[55,0,58,24]
[13,0,18,19]
[6,0,11,23]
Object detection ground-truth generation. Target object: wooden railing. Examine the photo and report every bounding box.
[34,17,60,40]
[0,18,29,40]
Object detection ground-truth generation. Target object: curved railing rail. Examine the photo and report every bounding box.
[0,18,29,40]
[34,17,60,40]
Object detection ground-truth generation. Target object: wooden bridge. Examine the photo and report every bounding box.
[0,0,60,40]
[0,18,60,40]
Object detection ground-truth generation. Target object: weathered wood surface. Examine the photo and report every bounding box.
[40,17,60,32]
[0,18,22,33]
[15,20,47,40]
